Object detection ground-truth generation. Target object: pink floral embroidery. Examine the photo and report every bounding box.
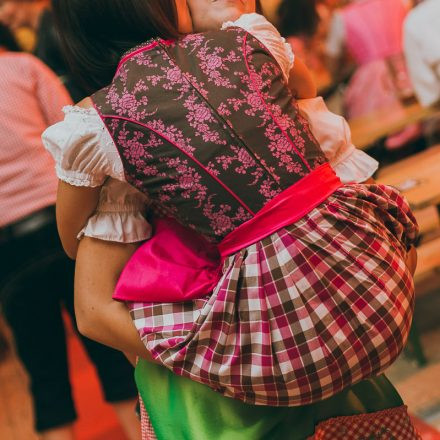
[195,41,241,88]
[184,93,226,145]
[203,198,251,237]
[94,28,327,241]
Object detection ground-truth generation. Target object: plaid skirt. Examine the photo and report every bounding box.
[310,406,421,440]
[128,184,418,407]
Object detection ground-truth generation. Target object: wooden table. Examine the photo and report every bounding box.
[349,102,439,150]
[377,144,440,210]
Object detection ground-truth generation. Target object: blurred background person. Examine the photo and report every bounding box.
[404,0,440,145]
[0,0,46,49]
[0,22,140,440]
[404,0,440,108]
[277,0,328,88]
[325,0,421,150]
[0,0,84,101]
[0,0,46,30]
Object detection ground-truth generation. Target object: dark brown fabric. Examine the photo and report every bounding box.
[92,28,327,241]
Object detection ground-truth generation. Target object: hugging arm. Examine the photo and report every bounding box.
[288,57,317,99]
[75,236,152,360]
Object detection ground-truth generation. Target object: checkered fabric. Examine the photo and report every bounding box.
[310,405,422,439]
[129,184,418,407]
[140,395,157,440]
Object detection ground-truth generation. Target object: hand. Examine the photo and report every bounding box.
[0,1,48,30]
[406,245,417,276]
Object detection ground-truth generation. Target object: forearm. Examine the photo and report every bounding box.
[78,297,150,359]
[288,57,317,99]
[75,237,152,359]
[0,1,48,30]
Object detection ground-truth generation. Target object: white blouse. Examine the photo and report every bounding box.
[298,97,378,183]
[42,14,377,244]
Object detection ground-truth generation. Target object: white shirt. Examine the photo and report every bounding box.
[42,14,378,243]
[404,0,440,107]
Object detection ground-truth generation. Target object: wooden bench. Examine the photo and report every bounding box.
[349,103,439,150]
[413,206,440,236]
[405,235,440,366]
[376,144,440,210]
[415,235,440,282]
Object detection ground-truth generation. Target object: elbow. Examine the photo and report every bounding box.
[303,79,318,99]
[76,311,106,345]
[63,244,78,260]
[74,294,102,342]
[301,86,317,99]
[59,234,79,260]
[75,307,97,340]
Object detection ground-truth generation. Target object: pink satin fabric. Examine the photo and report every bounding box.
[113,164,342,303]
[113,217,221,302]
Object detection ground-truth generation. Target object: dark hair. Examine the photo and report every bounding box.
[51,0,180,94]
[0,23,20,52]
[35,9,88,102]
[278,0,320,38]
[256,0,263,14]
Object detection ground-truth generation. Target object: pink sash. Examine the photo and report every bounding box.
[113,164,342,302]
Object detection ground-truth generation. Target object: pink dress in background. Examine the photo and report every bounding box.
[341,0,412,119]
[328,0,421,148]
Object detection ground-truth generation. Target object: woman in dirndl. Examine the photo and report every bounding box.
[46,0,420,438]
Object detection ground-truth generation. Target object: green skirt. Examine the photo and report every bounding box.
[136,359,403,440]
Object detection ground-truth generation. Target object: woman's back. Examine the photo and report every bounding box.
[93,28,328,241]
[46,18,418,410]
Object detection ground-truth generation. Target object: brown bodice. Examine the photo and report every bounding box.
[92,28,327,241]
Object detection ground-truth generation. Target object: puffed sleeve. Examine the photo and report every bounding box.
[78,178,152,243]
[298,98,378,183]
[42,105,125,187]
[43,105,151,243]
[222,13,294,80]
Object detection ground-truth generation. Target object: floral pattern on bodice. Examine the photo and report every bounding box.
[93,28,327,241]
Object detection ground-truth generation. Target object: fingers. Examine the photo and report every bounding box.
[0,1,47,30]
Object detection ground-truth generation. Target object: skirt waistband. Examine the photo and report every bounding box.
[113,164,342,303]
[218,163,342,257]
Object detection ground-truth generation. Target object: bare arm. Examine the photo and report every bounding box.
[362,177,376,184]
[406,245,417,276]
[288,57,317,99]
[56,181,101,259]
[75,237,153,359]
